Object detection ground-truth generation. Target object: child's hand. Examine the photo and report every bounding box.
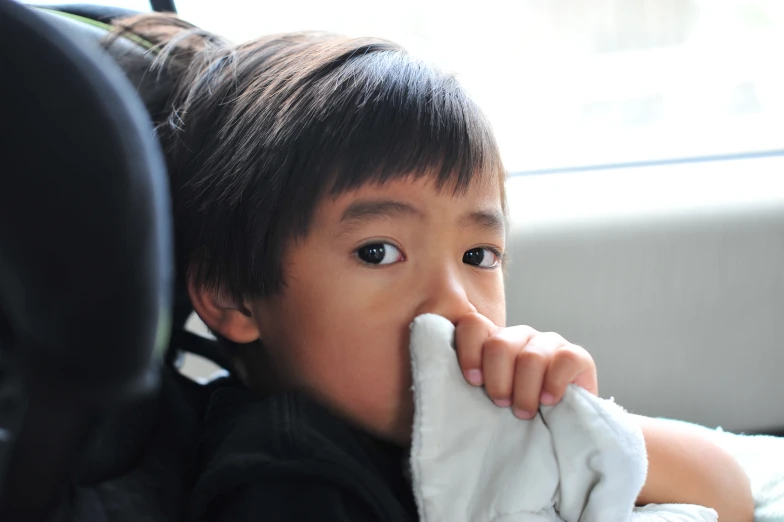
[454,313,598,419]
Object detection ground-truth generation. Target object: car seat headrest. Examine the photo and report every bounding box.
[27,5,217,369]
[0,0,172,406]
[34,6,197,339]
[33,6,176,122]
[0,0,174,517]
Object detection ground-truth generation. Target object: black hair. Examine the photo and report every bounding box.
[114,15,506,303]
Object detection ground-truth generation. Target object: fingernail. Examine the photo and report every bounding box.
[493,398,511,408]
[465,369,483,386]
[513,408,533,420]
[540,392,556,405]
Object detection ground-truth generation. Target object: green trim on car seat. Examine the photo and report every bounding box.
[35,8,157,51]
[154,309,173,361]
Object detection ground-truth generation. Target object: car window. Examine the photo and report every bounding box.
[30,0,784,172]
[176,0,784,173]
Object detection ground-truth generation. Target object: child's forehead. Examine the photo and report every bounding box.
[344,170,497,199]
[322,171,504,221]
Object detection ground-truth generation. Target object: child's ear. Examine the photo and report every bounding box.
[187,279,260,344]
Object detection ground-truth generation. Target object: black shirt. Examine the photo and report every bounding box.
[40,370,417,522]
[46,368,206,522]
[188,385,419,522]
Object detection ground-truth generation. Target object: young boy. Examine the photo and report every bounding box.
[116,15,753,522]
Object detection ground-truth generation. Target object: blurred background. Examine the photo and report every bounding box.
[34,0,784,172]
[25,0,784,432]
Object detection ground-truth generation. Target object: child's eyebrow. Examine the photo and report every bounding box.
[339,199,424,226]
[458,209,507,237]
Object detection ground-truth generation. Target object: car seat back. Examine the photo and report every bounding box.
[0,0,173,519]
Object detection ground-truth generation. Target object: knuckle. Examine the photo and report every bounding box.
[544,331,567,342]
[483,336,510,358]
[510,324,538,336]
[555,346,582,364]
[517,348,547,367]
[554,345,589,367]
[457,312,489,330]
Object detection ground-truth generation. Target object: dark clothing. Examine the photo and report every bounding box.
[47,368,206,522]
[42,371,417,521]
[189,385,418,522]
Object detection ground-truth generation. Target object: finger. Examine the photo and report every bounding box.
[573,362,598,397]
[481,326,536,406]
[522,331,573,405]
[482,333,517,407]
[454,312,497,386]
[541,344,597,405]
[511,349,547,419]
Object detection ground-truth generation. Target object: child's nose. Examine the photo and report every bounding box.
[415,267,477,325]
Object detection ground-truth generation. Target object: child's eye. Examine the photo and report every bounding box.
[356,242,404,266]
[463,247,501,268]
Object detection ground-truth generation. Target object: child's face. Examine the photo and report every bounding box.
[252,173,506,445]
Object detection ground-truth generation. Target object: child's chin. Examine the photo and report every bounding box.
[356,402,414,447]
[367,424,412,448]
[384,422,414,447]
[333,388,415,447]
[377,405,415,447]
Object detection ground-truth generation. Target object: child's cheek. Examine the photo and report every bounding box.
[297,325,416,446]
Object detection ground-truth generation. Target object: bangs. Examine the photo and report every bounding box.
[167,33,506,299]
[228,40,506,236]
[317,51,503,197]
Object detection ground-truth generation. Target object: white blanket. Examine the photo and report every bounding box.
[408,314,777,522]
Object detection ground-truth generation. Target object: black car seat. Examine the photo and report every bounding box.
[0,0,209,520]
[30,4,232,371]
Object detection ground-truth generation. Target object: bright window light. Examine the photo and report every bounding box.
[28,0,784,172]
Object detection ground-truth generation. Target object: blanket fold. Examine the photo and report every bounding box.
[408,314,718,522]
